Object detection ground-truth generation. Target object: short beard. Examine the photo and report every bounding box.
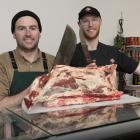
[83,29,100,41]
[17,43,38,53]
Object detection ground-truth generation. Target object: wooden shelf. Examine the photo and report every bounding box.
[126,46,140,51]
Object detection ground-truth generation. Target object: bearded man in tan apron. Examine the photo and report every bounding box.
[0,10,54,110]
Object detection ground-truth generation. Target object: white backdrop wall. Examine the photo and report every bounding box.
[0,0,140,55]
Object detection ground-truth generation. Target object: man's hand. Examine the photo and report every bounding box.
[86,60,97,68]
[134,62,140,75]
[0,86,31,111]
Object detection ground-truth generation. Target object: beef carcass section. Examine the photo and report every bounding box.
[24,64,123,109]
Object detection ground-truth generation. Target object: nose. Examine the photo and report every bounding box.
[25,29,31,36]
[89,20,93,26]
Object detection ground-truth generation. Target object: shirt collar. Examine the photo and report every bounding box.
[14,48,42,63]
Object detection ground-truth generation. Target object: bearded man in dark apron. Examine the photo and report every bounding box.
[0,10,54,110]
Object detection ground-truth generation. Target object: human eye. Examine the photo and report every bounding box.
[92,17,100,22]
[17,26,26,31]
[81,19,89,26]
[30,26,39,31]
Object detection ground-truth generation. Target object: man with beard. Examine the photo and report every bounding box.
[70,6,140,75]
[0,10,54,110]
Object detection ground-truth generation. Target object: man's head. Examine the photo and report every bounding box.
[11,10,42,52]
[78,6,102,40]
[11,10,42,33]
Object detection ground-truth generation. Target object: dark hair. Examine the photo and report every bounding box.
[11,10,42,33]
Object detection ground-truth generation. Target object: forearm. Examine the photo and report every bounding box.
[0,88,29,111]
[134,62,140,75]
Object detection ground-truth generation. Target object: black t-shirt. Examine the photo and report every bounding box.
[70,42,139,74]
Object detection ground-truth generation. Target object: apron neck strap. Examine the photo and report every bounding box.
[9,51,18,69]
[41,52,48,70]
[9,51,48,71]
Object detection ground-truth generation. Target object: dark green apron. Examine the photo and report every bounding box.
[9,51,48,96]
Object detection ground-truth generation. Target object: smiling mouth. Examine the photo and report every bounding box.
[87,30,96,34]
[24,39,33,43]
[88,28,96,31]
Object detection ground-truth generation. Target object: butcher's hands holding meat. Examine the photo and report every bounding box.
[0,86,31,111]
[86,60,97,68]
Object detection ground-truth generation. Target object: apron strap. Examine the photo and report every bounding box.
[41,52,48,70]
[9,51,48,71]
[9,51,18,70]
